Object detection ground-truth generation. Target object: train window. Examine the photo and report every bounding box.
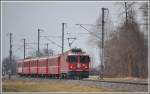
[80,56,90,63]
[68,55,77,63]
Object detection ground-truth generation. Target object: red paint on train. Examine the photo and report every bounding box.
[17,49,90,79]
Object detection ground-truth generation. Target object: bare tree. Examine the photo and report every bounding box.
[140,3,148,30]
[2,56,17,76]
[115,2,136,24]
[139,2,148,41]
[104,6,148,78]
[89,2,148,78]
[88,12,114,77]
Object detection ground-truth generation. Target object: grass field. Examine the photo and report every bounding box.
[2,79,126,92]
[89,76,148,82]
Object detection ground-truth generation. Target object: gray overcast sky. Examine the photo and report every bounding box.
[2,1,143,66]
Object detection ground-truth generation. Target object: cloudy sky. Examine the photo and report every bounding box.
[2,1,143,66]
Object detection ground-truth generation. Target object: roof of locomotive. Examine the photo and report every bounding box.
[68,52,89,56]
[63,49,89,56]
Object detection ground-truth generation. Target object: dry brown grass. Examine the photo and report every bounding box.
[89,76,147,82]
[2,80,114,92]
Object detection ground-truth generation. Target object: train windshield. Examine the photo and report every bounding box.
[80,56,90,63]
[68,55,78,63]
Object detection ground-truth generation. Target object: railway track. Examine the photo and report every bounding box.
[67,79,148,92]
[81,79,148,85]
[6,75,148,85]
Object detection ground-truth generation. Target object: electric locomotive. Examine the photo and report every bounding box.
[60,48,90,79]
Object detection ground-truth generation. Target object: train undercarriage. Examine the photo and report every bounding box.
[18,71,89,80]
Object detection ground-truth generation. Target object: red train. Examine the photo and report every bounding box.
[17,48,90,79]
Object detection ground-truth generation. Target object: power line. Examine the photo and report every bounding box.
[76,24,101,40]
[76,24,100,26]
[12,45,23,53]
[40,35,62,38]
[26,42,55,46]
[25,42,38,45]
[43,36,62,48]
[26,47,36,50]
[67,32,89,35]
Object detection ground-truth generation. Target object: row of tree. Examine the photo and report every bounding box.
[90,2,148,78]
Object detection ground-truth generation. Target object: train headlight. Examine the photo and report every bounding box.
[85,66,88,69]
[70,66,73,69]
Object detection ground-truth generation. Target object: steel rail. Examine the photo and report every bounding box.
[81,79,148,85]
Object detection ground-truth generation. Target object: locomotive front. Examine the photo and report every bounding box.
[66,49,90,79]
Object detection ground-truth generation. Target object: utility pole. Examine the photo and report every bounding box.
[101,8,105,65]
[125,2,128,24]
[38,29,40,57]
[62,23,65,54]
[100,8,107,80]
[23,38,26,59]
[9,32,12,79]
[46,43,49,56]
